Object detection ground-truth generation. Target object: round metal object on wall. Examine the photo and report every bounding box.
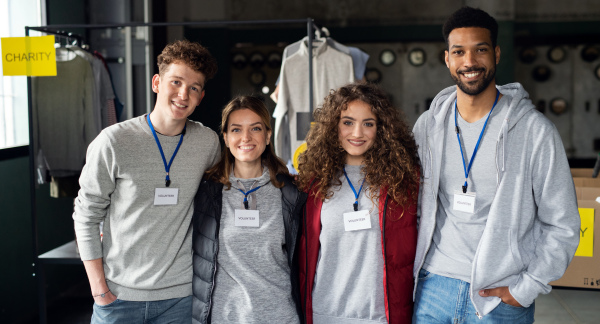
[408,48,426,66]
[518,47,537,64]
[581,46,600,62]
[547,46,566,64]
[550,98,568,115]
[364,68,382,84]
[267,51,282,69]
[532,65,552,82]
[232,52,248,70]
[248,70,266,86]
[595,64,600,80]
[249,52,266,68]
[379,49,396,66]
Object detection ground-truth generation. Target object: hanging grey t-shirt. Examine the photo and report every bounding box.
[211,167,299,324]
[312,165,386,324]
[424,94,510,282]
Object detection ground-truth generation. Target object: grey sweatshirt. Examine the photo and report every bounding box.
[211,167,299,324]
[73,115,220,301]
[412,83,580,317]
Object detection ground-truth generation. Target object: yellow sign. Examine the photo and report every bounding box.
[575,208,594,257]
[1,36,57,76]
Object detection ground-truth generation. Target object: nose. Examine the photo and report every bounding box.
[178,87,189,100]
[241,129,251,142]
[352,125,363,137]
[463,51,476,66]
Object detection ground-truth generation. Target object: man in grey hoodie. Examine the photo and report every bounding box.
[412,6,580,323]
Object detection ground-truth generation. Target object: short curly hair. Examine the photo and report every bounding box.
[443,6,498,49]
[157,39,218,81]
[297,83,420,208]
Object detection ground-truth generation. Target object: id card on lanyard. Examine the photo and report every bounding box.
[147,113,185,206]
[342,167,372,231]
[452,90,499,214]
[234,183,263,227]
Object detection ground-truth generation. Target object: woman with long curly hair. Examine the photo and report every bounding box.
[192,96,306,324]
[296,83,420,324]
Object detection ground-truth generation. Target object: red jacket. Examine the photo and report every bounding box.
[298,185,418,324]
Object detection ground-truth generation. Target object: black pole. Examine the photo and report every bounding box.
[307,18,313,118]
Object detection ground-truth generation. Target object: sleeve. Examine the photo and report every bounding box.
[73,132,117,261]
[509,122,580,307]
[412,112,429,228]
[210,131,222,167]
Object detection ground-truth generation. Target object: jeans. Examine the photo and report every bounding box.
[413,269,534,324]
[91,296,192,324]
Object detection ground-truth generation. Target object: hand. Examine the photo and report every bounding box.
[93,290,117,306]
[479,286,522,307]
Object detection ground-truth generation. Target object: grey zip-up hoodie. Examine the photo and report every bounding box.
[412,82,580,317]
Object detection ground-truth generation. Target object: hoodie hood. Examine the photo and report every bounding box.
[426,82,536,173]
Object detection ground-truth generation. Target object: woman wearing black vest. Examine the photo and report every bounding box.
[191,96,306,324]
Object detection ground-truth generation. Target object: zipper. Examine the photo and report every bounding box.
[205,190,220,321]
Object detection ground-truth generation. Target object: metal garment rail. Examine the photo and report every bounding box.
[25,17,319,324]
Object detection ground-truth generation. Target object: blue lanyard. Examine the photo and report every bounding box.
[455,90,500,193]
[343,167,366,211]
[146,114,186,187]
[237,186,262,210]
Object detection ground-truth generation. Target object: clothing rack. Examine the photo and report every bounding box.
[25,18,321,324]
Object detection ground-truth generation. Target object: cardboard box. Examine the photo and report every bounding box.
[551,200,600,289]
[551,168,600,289]
[571,168,600,187]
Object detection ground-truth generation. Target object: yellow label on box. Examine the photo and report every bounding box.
[575,208,594,257]
[1,36,56,76]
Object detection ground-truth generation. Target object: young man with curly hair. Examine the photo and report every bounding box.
[412,7,580,323]
[73,40,221,323]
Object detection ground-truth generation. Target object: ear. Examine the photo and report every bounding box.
[445,50,450,68]
[495,46,501,65]
[266,129,272,145]
[151,74,160,93]
[223,132,228,148]
[198,90,206,105]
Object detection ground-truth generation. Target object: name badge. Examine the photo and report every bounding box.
[235,209,260,227]
[453,191,476,214]
[154,188,179,205]
[343,210,372,231]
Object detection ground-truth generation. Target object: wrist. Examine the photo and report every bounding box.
[92,289,111,298]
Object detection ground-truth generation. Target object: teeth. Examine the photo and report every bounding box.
[173,102,186,108]
[349,140,364,144]
[239,146,254,150]
[464,72,480,78]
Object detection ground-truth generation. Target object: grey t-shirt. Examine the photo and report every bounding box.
[211,167,299,324]
[312,165,387,324]
[424,95,510,282]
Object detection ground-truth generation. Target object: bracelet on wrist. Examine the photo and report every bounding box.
[92,289,111,298]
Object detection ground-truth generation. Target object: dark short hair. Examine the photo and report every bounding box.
[157,39,218,81]
[443,6,498,49]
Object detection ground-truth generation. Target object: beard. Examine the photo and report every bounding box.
[451,64,496,96]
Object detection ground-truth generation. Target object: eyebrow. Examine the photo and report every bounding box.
[450,42,492,49]
[171,75,204,88]
[341,116,376,122]
[229,122,263,127]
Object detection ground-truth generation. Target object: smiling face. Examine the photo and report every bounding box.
[224,108,271,166]
[152,61,206,123]
[446,27,500,96]
[338,100,377,165]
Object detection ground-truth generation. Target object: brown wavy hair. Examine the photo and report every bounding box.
[205,96,289,189]
[297,83,420,207]
[157,39,218,81]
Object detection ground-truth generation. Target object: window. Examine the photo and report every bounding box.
[0,0,45,149]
